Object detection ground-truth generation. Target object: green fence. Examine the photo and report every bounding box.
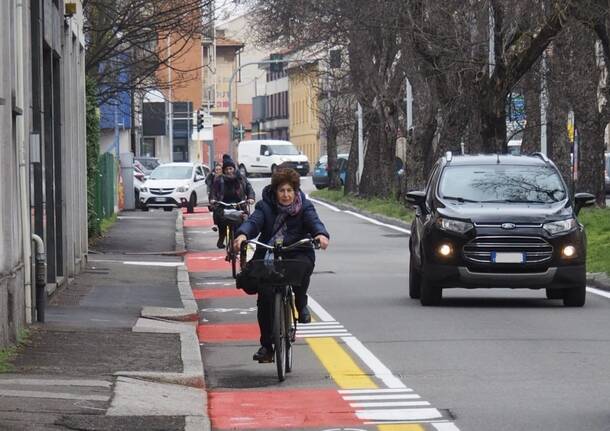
[93,152,116,232]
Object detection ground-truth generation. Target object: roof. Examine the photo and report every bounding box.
[216,37,244,48]
[445,154,548,166]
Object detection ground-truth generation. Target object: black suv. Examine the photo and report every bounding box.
[407,153,595,307]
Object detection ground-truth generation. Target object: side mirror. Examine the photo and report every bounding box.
[406,190,426,209]
[574,192,595,215]
[264,150,270,156]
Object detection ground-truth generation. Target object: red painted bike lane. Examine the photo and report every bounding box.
[182,210,366,430]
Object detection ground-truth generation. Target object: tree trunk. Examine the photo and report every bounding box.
[479,91,508,153]
[521,66,541,154]
[344,123,359,195]
[327,125,341,190]
[575,118,605,205]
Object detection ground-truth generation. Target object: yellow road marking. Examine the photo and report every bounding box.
[306,337,376,389]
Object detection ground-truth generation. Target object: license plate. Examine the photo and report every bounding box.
[491,252,524,263]
[154,197,167,202]
[297,165,303,169]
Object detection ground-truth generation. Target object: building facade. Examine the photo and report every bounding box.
[0,0,88,348]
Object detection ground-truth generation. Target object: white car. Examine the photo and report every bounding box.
[237,139,309,176]
[139,162,209,213]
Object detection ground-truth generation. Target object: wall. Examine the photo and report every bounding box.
[289,66,321,165]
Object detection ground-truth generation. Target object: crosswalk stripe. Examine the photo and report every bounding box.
[355,408,443,421]
[350,401,430,408]
[339,388,414,394]
[297,332,352,338]
[343,394,422,401]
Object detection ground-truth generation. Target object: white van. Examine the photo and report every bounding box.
[237,140,310,176]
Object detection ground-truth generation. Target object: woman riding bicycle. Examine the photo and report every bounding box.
[233,168,330,363]
[210,156,255,248]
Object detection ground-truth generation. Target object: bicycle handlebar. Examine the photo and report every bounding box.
[240,237,320,254]
[212,200,248,208]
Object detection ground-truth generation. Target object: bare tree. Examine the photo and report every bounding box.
[84,0,213,103]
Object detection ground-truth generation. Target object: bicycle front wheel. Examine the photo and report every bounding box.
[274,291,287,382]
[285,291,295,373]
[227,227,237,278]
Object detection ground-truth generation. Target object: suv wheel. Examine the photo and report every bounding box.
[409,254,421,299]
[562,284,586,307]
[420,273,442,306]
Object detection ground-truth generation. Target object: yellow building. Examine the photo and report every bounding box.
[288,64,321,166]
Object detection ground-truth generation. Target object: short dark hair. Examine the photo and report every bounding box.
[271,168,300,192]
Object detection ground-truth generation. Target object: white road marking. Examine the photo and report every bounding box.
[296,329,349,334]
[0,389,108,401]
[308,197,342,212]
[339,389,413,394]
[0,379,111,387]
[344,210,411,235]
[296,332,353,338]
[122,261,183,267]
[350,401,430,408]
[432,423,462,431]
[307,297,336,322]
[341,336,407,389]
[200,307,257,313]
[587,286,610,299]
[343,394,422,401]
[355,408,442,421]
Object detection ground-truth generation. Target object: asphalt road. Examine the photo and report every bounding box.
[191,176,610,431]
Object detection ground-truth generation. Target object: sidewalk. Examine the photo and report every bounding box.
[0,211,209,431]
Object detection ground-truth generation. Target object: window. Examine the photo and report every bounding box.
[260,145,269,156]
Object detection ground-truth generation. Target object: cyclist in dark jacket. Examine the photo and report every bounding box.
[210,157,255,248]
[234,168,329,362]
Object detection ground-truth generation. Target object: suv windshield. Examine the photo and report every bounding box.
[439,164,567,204]
[136,158,160,170]
[150,165,192,180]
[269,145,299,155]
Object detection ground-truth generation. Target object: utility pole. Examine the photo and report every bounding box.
[167,34,174,162]
[357,103,364,185]
[540,50,549,156]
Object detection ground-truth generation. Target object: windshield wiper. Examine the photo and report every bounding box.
[481,199,548,204]
[441,195,480,203]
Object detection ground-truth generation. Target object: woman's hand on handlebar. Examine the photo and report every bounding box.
[234,234,247,252]
[315,235,329,250]
[247,198,255,205]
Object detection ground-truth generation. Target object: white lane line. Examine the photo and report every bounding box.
[297,329,349,334]
[343,394,422,401]
[307,297,335,322]
[299,321,341,326]
[587,286,610,299]
[339,388,413,394]
[308,197,342,212]
[342,336,407,389]
[356,408,442,421]
[433,423,462,431]
[344,210,411,235]
[296,332,352,338]
[297,327,347,332]
[0,389,108,402]
[351,401,430,408]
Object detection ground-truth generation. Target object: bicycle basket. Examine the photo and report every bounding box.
[244,259,312,287]
[222,209,245,224]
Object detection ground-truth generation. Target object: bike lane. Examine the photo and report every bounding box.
[182,207,459,431]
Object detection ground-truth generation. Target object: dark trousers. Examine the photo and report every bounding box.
[257,254,314,348]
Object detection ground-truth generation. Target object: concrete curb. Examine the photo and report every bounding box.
[311,195,610,290]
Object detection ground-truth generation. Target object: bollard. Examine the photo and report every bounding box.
[32,234,46,323]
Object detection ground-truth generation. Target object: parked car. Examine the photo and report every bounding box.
[312,153,349,189]
[237,140,309,176]
[133,165,146,209]
[134,156,161,176]
[407,152,595,307]
[139,162,209,213]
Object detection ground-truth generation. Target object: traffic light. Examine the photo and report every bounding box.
[196,110,204,131]
[270,53,284,73]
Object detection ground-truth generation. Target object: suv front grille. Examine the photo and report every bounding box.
[463,236,553,264]
[150,188,175,196]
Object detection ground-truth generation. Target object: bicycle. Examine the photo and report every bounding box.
[238,237,319,382]
[211,200,249,278]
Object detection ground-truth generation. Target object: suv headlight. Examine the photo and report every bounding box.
[176,185,190,193]
[437,217,474,234]
[543,218,577,235]
[140,187,148,193]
